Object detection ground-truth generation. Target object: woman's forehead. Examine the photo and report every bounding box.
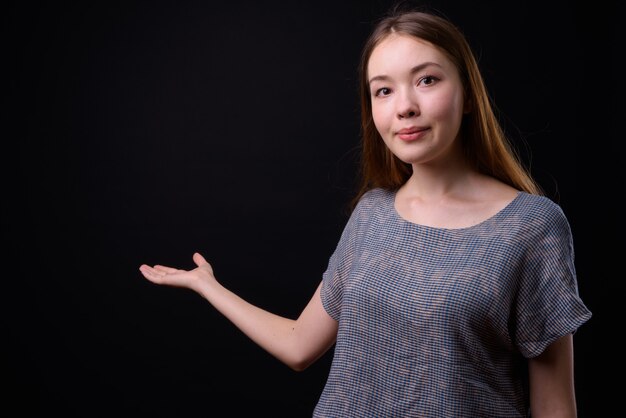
[367,34,450,77]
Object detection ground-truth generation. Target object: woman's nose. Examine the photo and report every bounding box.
[397,90,419,119]
[398,110,417,119]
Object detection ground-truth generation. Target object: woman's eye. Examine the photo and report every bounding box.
[419,75,438,86]
[375,87,391,97]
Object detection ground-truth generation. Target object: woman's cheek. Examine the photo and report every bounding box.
[372,102,392,134]
[430,90,464,122]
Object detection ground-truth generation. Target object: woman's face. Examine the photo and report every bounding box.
[367,33,467,166]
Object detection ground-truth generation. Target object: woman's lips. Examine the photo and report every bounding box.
[397,127,428,141]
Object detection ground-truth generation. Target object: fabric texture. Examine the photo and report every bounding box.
[314,188,591,417]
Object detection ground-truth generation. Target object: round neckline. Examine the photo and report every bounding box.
[389,190,524,232]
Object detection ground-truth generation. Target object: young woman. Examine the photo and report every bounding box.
[140,9,591,417]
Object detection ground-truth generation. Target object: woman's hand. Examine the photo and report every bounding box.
[139,252,337,370]
[139,252,216,295]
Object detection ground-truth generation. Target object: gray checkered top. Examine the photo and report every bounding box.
[315,188,591,417]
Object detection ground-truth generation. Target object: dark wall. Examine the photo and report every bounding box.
[8,1,622,416]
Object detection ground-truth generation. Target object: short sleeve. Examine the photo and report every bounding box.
[320,197,366,320]
[514,199,592,357]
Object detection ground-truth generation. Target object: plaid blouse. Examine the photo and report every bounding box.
[315,188,591,417]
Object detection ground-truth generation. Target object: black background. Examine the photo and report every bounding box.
[7,0,623,416]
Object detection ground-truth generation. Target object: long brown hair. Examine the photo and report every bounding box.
[351,10,542,208]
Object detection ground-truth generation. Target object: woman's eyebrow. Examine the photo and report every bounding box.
[368,62,442,84]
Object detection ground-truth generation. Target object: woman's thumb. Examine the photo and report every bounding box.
[193,252,208,266]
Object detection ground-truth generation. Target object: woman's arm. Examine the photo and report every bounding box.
[528,333,578,417]
[139,252,338,371]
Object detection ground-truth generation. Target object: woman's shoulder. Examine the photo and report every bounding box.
[510,192,571,233]
[361,187,393,200]
[514,192,566,217]
[355,187,394,210]
[347,187,396,222]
